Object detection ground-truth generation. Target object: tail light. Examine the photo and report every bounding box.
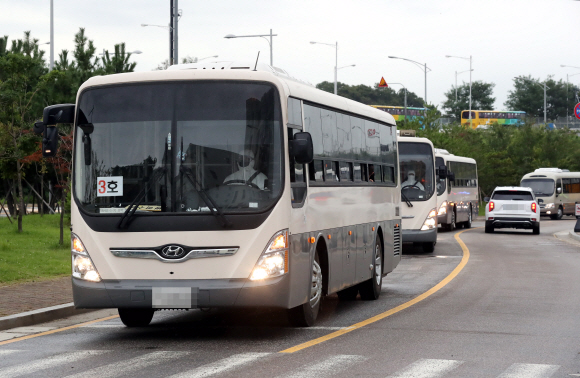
[531,202,537,213]
[489,201,495,211]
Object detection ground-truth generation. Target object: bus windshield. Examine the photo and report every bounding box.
[520,178,555,197]
[399,142,435,201]
[74,81,283,215]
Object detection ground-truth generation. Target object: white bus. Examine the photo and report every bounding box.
[398,134,438,252]
[435,149,478,230]
[36,61,402,327]
[521,168,580,220]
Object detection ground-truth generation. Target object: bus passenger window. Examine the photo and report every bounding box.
[325,161,339,182]
[354,164,362,181]
[309,160,325,182]
[369,164,376,182]
[340,161,353,181]
[360,163,368,182]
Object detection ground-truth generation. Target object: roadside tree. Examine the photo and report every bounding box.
[442,81,496,120]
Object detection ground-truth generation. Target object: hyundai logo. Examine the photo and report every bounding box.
[161,245,186,259]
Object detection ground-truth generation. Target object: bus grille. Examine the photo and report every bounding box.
[393,224,401,256]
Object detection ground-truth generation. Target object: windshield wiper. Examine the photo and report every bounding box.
[180,165,232,228]
[117,168,167,229]
[401,190,413,208]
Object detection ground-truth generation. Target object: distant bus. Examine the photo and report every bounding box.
[521,168,580,220]
[435,149,478,230]
[461,110,526,129]
[398,134,438,252]
[372,105,426,122]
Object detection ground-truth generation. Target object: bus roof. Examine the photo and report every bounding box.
[434,149,476,165]
[77,62,396,126]
[522,169,580,180]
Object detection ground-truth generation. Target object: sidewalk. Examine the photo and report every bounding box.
[0,277,73,317]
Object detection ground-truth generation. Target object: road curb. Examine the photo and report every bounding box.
[0,303,94,332]
[568,231,580,242]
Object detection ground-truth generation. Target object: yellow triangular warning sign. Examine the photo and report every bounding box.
[378,77,388,87]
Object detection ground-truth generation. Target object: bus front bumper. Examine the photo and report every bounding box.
[402,228,437,243]
[72,274,296,309]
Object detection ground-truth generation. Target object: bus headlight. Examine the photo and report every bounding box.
[437,201,448,216]
[250,230,289,281]
[421,209,438,231]
[71,234,101,282]
[544,203,555,209]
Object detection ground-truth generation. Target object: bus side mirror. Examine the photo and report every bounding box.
[36,104,75,158]
[557,187,562,194]
[290,132,313,165]
[484,197,490,202]
[437,165,448,179]
[448,172,455,182]
[538,198,544,204]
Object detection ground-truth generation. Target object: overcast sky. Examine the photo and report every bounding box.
[3,0,579,110]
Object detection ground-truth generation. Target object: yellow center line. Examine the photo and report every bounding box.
[279,228,475,353]
[0,315,120,346]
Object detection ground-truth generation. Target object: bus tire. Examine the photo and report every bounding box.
[287,251,322,327]
[337,286,359,301]
[551,207,563,220]
[118,308,155,327]
[449,210,456,231]
[422,241,435,253]
[359,237,383,300]
[464,207,472,229]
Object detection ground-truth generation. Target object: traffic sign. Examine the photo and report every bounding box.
[575,103,580,120]
[378,77,388,88]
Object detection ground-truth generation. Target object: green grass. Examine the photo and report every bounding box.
[0,214,70,285]
[479,203,486,216]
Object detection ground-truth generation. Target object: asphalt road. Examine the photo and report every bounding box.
[1,218,580,377]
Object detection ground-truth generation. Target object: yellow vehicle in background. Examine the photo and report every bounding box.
[461,110,526,129]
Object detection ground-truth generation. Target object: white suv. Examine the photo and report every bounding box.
[484,186,540,234]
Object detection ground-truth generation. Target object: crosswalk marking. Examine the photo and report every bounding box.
[0,350,107,378]
[496,363,560,378]
[278,355,366,378]
[65,351,189,378]
[167,352,271,378]
[387,359,463,378]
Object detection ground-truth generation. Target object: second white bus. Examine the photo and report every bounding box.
[435,149,478,230]
[398,134,438,252]
[521,168,580,219]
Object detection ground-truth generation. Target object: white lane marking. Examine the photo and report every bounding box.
[0,350,107,378]
[167,352,271,378]
[387,359,463,378]
[0,351,19,356]
[279,355,366,378]
[497,363,560,378]
[65,351,189,378]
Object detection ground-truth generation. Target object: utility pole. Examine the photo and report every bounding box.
[169,0,174,66]
[173,0,178,65]
[49,0,54,70]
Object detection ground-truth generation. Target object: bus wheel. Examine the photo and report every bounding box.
[359,237,383,300]
[118,308,155,327]
[444,211,456,231]
[464,207,472,229]
[287,251,322,327]
[423,242,435,253]
[551,207,563,220]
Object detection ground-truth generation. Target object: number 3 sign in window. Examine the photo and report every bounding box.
[97,177,124,197]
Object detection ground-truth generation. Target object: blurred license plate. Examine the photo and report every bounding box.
[503,204,523,211]
[152,287,193,308]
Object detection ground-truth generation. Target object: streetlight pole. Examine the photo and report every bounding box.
[455,69,473,101]
[310,41,342,95]
[142,23,174,65]
[387,56,431,106]
[446,55,473,124]
[561,65,580,128]
[523,78,550,124]
[49,0,54,71]
[224,30,277,66]
[389,82,407,123]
